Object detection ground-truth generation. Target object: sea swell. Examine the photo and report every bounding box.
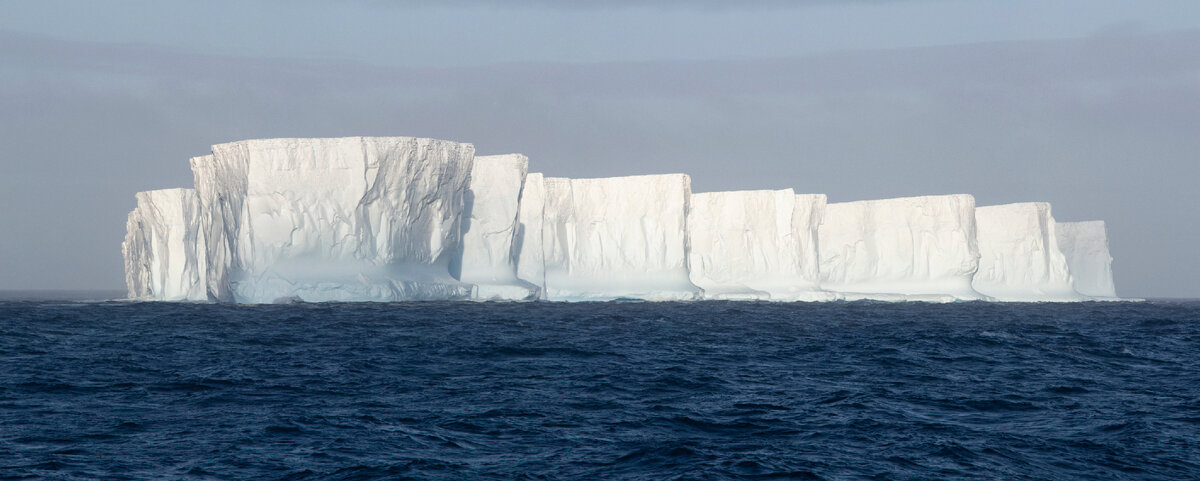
[1,300,1198,480]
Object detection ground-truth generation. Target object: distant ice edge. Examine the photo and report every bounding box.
[123,136,1120,303]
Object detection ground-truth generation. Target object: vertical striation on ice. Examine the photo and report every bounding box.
[818,195,983,301]
[191,137,476,303]
[1056,220,1118,299]
[456,154,538,300]
[122,188,208,301]
[686,190,832,300]
[515,172,547,298]
[791,193,829,299]
[188,154,240,302]
[972,203,1082,301]
[541,174,701,301]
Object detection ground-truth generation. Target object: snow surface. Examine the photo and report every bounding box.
[455,154,539,300]
[687,190,832,301]
[191,137,476,303]
[972,203,1082,301]
[541,174,701,301]
[1056,220,1118,299]
[818,195,984,300]
[122,188,207,301]
[515,173,547,298]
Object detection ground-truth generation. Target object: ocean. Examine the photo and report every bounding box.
[1,298,1197,480]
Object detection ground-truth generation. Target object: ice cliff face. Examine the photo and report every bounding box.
[122,188,207,301]
[541,174,701,301]
[687,190,831,300]
[1056,221,1117,299]
[818,195,983,301]
[515,173,547,297]
[191,137,475,303]
[455,154,539,300]
[972,203,1081,301]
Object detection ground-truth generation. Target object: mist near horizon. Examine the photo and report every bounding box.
[2,1,1199,298]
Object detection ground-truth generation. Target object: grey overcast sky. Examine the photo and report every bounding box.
[1,0,1198,297]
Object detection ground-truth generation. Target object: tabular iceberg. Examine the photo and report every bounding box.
[455,154,539,300]
[191,137,476,303]
[818,195,984,301]
[515,173,547,297]
[687,190,832,300]
[1055,221,1118,299]
[972,203,1082,301]
[541,174,701,301]
[122,188,208,301]
[123,135,1123,304]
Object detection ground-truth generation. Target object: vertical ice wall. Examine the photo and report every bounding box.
[191,137,476,303]
[1055,221,1118,298]
[515,173,546,297]
[1055,221,1117,298]
[818,195,983,300]
[972,203,1081,301]
[792,193,828,297]
[456,154,538,300]
[122,188,208,301]
[541,174,701,301]
[189,154,240,302]
[686,190,831,300]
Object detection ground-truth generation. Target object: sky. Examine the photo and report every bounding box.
[1,0,1198,298]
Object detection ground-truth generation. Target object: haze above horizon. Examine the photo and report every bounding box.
[2,0,1198,297]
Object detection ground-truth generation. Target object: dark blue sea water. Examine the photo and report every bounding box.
[2,299,1198,480]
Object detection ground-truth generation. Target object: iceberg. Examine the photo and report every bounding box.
[972,203,1082,301]
[687,190,832,300]
[1055,220,1118,299]
[121,134,1123,304]
[541,174,701,301]
[121,188,207,301]
[818,195,984,301]
[455,154,539,300]
[191,137,476,303]
[515,172,547,297]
